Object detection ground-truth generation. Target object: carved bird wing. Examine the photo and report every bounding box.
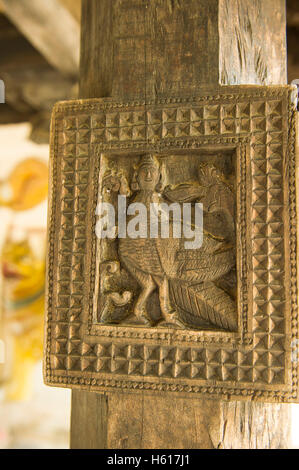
[169,280,237,331]
[156,191,236,284]
[157,234,235,284]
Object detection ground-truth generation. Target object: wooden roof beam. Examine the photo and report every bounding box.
[0,0,80,78]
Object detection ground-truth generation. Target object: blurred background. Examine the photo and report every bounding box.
[0,0,81,449]
[0,0,298,449]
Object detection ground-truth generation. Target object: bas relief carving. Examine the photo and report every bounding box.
[45,86,298,402]
[95,152,238,332]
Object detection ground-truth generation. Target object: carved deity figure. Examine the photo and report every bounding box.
[101,154,238,331]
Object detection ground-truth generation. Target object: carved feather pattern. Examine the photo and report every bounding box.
[169,280,237,331]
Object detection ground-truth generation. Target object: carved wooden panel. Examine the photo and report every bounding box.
[44,85,299,402]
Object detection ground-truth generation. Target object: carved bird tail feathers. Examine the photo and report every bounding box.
[169,280,238,331]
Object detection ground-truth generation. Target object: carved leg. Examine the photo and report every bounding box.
[134,273,156,326]
[156,276,186,328]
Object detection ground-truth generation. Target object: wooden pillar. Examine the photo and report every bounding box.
[71,0,291,449]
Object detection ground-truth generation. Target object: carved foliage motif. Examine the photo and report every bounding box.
[44,86,298,402]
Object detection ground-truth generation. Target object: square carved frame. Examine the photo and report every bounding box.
[44,85,299,403]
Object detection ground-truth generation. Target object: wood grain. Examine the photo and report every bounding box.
[72,392,222,449]
[71,391,291,449]
[79,0,286,100]
[220,402,291,449]
[219,0,287,85]
[71,391,108,449]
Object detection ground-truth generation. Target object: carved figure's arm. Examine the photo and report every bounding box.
[163,183,207,203]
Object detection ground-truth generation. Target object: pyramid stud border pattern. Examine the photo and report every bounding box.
[44,86,299,402]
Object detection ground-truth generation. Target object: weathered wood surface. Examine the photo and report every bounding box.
[220,402,291,449]
[79,0,286,100]
[1,0,80,77]
[71,392,291,449]
[71,391,108,449]
[71,392,221,449]
[219,0,286,85]
[71,0,291,449]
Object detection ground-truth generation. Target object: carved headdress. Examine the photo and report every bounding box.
[138,154,158,169]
